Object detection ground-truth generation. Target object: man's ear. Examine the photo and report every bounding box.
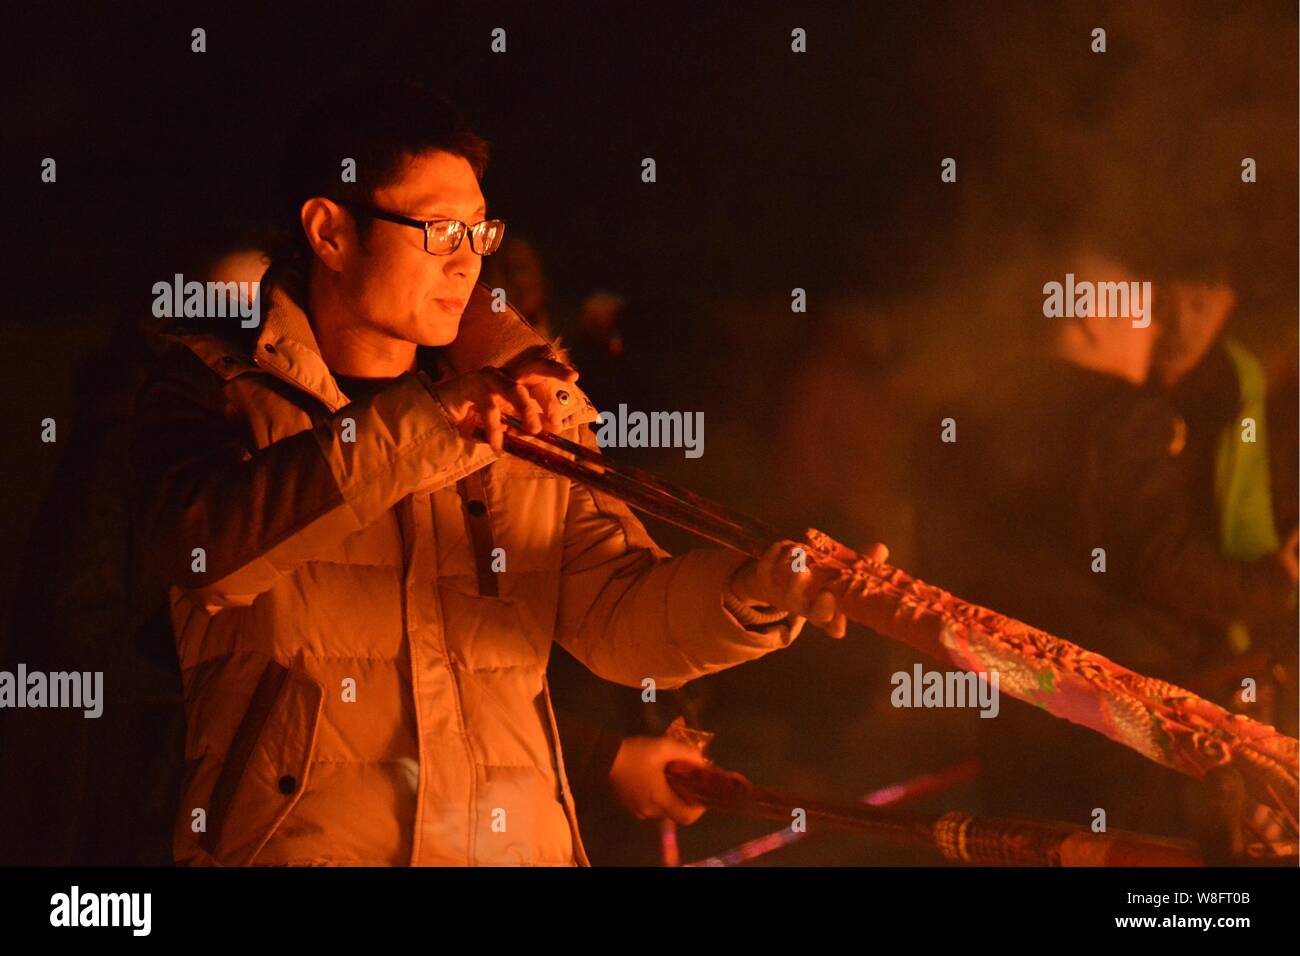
[300,197,351,273]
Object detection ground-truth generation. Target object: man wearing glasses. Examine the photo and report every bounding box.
[132,79,864,866]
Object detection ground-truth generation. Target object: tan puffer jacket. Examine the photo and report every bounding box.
[130,263,803,866]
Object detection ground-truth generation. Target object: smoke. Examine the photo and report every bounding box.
[894,0,1296,381]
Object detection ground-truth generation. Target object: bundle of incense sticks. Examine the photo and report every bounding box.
[664,761,1204,867]
[684,759,980,867]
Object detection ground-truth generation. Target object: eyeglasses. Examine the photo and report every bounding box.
[341,201,506,256]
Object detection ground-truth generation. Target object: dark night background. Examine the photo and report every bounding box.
[2,1,1296,864]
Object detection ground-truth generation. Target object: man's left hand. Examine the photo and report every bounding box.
[727,539,889,639]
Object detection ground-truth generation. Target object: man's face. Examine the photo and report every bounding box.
[1152,282,1236,388]
[338,149,486,347]
[1072,252,1158,382]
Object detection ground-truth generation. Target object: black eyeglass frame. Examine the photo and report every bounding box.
[340,200,506,256]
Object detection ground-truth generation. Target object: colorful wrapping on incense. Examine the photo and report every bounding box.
[803,528,1299,855]
[494,420,1297,856]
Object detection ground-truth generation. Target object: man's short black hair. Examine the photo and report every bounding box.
[278,78,490,266]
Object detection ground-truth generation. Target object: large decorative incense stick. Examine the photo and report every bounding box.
[496,418,1299,855]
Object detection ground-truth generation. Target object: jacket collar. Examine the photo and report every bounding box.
[250,260,600,426]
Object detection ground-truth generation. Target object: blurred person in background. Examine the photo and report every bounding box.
[1150,277,1298,736]
[0,225,279,865]
[481,236,635,411]
[911,245,1296,850]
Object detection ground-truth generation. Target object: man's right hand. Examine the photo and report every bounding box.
[435,345,579,453]
[607,735,710,825]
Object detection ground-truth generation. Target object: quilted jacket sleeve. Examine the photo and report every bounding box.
[554,425,804,690]
[130,339,493,611]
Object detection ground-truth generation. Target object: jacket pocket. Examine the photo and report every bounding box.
[199,658,324,865]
